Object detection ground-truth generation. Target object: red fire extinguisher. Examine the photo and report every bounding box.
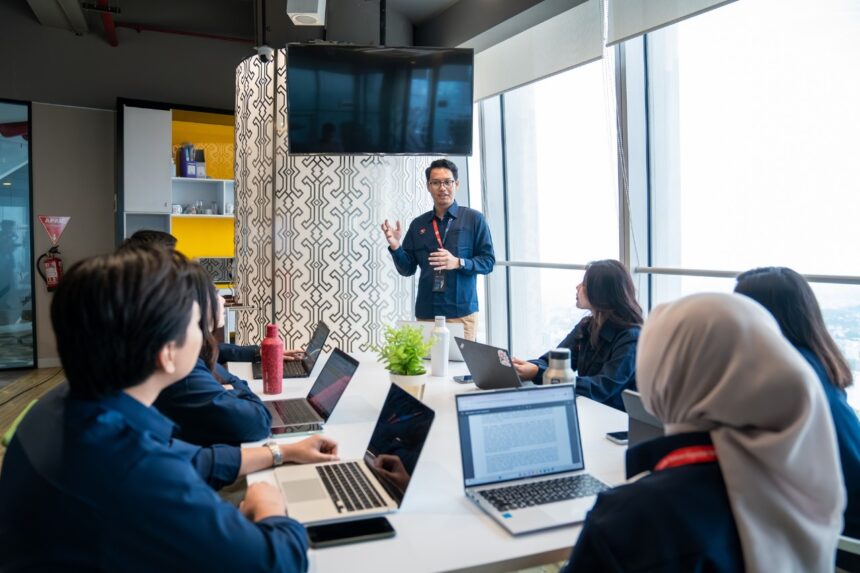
[37,245,63,292]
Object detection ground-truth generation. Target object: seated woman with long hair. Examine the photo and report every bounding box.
[155,262,272,446]
[735,266,860,571]
[563,293,844,572]
[512,260,643,411]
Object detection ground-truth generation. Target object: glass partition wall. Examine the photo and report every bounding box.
[0,100,35,370]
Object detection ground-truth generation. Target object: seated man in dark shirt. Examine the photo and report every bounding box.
[0,248,338,573]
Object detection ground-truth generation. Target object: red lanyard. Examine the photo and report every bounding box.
[654,445,717,471]
[431,218,451,249]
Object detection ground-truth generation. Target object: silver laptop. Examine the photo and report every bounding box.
[267,348,359,436]
[275,383,435,525]
[456,337,523,390]
[396,320,465,361]
[455,385,610,535]
[621,390,664,447]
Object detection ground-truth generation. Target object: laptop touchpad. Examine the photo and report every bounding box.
[282,479,328,502]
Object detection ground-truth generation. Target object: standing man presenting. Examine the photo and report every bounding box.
[381,159,495,340]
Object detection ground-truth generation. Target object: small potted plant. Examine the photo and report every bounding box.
[376,324,433,399]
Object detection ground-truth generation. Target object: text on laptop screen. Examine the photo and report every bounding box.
[456,386,584,488]
[307,349,358,419]
[364,384,435,506]
[302,321,330,371]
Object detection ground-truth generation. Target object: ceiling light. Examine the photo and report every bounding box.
[2,181,11,187]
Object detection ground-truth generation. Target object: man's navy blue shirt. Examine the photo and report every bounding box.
[564,432,744,572]
[155,358,271,446]
[389,201,495,319]
[0,384,308,573]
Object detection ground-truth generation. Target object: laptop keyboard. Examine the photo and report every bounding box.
[252,360,306,380]
[478,474,609,512]
[284,360,306,377]
[272,400,319,424]
[317,462,387,513]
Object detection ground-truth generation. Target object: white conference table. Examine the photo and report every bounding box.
[231,353,628,573]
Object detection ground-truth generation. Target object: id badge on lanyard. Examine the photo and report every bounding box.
[432,218,451,293]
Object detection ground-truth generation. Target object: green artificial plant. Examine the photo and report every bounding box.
[376,324,434,376]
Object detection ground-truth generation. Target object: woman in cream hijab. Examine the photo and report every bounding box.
[564,293,844,572]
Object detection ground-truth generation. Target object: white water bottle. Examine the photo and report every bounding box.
[544,348,576,386]
[430,316,450,377]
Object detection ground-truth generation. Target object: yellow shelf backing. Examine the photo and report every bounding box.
[172,216,235,259]
[172,120,235,181]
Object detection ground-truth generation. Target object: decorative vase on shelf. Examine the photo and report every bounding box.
[376,324,434,401]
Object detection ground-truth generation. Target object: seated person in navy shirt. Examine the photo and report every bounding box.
[512,260,642,411]
[0,247,339,573]
[155,263,273,446]
[564,293,845,573]
[119,228,302,366]
[735,266,860,571]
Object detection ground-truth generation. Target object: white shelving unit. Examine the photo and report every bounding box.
[170,177,235,216]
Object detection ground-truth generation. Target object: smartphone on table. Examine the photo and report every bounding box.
[605,431,629,445]
[306,517,396,548]
[453,375,473,384]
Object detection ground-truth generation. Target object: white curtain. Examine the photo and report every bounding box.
[472,0,603,102]
[606,0,738,46]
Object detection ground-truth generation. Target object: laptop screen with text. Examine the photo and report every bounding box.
[456,386,584,488]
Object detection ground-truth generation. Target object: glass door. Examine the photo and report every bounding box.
[0,100,35,369]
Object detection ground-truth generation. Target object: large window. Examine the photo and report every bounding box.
[646,0,860,373]
[474,0,860,395]
[648,0,860,277]
[477,58,620,356]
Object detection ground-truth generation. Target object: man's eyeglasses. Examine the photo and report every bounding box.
[428,179,456,189]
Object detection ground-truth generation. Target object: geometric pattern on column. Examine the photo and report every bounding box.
[236,50,432,351]
[234,54,276,345]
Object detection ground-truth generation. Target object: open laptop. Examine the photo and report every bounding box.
[621,390,664,447]
[275,383,436,525]
[252,320,330,380]
[455,337,522,390]
[456,385,610,535]
[266,348,359,436]
[396,320,465,361]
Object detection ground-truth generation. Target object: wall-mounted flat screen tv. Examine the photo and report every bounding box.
[287,44,474,155]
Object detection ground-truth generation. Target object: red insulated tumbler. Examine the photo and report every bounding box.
[261,323,284,394]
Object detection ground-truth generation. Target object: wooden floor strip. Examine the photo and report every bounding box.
[0,368,64,408]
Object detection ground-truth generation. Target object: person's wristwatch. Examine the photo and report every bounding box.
[459,258,466,269]
[266,441,283,466]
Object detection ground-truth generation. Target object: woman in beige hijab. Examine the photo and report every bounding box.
[564,293,844,572]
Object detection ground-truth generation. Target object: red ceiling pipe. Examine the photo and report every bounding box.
[98,0,119,46]
[115,22,254,44]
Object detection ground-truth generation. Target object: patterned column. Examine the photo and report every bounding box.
[235,50,429,352]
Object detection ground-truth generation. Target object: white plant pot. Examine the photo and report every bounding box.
[389,372,427,400]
